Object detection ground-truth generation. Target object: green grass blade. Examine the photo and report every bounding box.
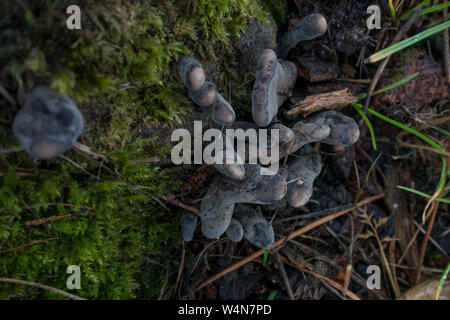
[357,73,419,99]
[263,249,269,267]
[399,0,431,21]
[353,104,448,202]
[436,262,450,300]
[373,72,419,95]
[389,0,396,21]
[354,104,445,152]
[432,126,450,137]
[366,153,383,184]
[352,103,377,151]
[397,186,450,204]
[400,1,450,21]
[267,290,278,300]
[437,156,448,196]
[366,20,450,63]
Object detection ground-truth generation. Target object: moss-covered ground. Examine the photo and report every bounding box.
[0,0,274,299]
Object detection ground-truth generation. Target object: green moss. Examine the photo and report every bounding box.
[263,0,286,24]
[0,0,269,299]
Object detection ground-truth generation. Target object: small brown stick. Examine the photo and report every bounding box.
[280,256,361,301]
[59,155,98,180]
[0,84,17,107]
[443,8,450,86]
[173,242,186,299]
[414,200,440,284]
[0,238,58,254]
[389,236,401,295]
[342,214,356,298]
[25,214,71,226]
[287,89,358,117]
[189,193,385,295]
[0,146,23,154]
[274,204,354,223]
[359,208,401,297]
[302,270,361,301]
[397,131,450,158]
[289,239,386,299]
[0,278,86,300]
[413,220,447,255]
[274,251,295,300]
[72,142,108,162]
[191,238,228,275]
[363,4,425,112]
[0,171,43,177]
[414,148,448,283]
[130,157,173,165]
[160,194,200,216]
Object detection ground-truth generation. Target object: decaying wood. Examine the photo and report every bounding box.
[287,89,358,117]
[384,168,419,275]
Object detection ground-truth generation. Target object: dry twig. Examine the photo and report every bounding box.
[0,278,86,300]
[287,89,358,117]
[274,251,295,300]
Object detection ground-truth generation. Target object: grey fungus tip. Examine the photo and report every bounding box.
[306,110,360,147]
[222,163,245,180]
[251,49,286,127]
[251,50,299,128]
[177,56,206,91]
[12,85,83,160]
[277,60,298,108]
[271,123,294,144]
[178,56,236,126]
[286,148,323,208]
[279,121,330,159]
[226,218,244,243]
[213,135,245,180]
[235,205,274,249]
[30,140,68,160]
[310,13,328,35]
[278,13,328,58]
[213,93,236,126]
[180,210,198,242]
[188,81,218,108]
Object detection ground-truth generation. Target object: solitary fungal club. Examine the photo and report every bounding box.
[13,85,83,160]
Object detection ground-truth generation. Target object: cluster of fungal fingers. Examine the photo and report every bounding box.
[179,14,360,249]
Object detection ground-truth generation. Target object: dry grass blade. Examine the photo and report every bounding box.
[444,8,450,84]
[280,256,361,301]
[173,242,186,299]
[274,251,295,300]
